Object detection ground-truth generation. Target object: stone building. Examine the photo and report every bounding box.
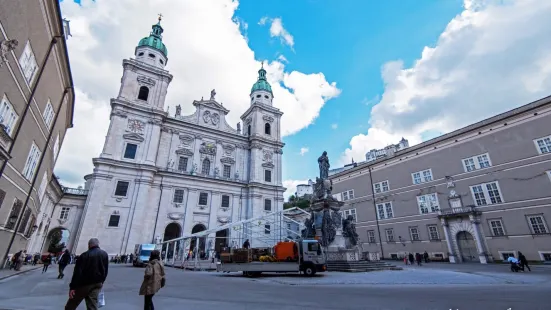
[330,96,551,263]
[0,0,74,261]
[71,18,286,256]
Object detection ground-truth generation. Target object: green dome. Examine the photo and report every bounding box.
[137,19,168,57]
[251,66,272,95]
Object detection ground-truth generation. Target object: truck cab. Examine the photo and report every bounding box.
[133,244,155,267]
[298,239,326,276]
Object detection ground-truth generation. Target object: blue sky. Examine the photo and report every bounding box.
[235,0,463,182]
[57,0,551,198]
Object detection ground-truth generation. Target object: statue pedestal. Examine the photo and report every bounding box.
[322,230,361,262]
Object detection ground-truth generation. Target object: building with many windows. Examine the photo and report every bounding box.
[71,18,285,256]
[330,96,551,263]
[0,1,74,261]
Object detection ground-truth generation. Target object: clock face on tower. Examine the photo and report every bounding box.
[128,119,145,134]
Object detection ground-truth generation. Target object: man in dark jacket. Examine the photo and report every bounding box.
[65,238,109,310]
[58,249,71,279]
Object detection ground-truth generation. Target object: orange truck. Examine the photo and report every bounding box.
[274,241,299,262]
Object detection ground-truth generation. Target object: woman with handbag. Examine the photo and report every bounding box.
[139,250,166,310]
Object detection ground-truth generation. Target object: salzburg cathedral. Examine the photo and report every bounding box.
[63,17,284,256]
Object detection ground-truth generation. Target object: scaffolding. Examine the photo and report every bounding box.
[158,207,311,270]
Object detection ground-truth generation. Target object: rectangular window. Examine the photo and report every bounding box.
[264,199,272,211]
[411,169,433,184]
[417,193,440,214]
[376,202,393,219]
[489,219,505,236]
[0,189,5,209]
[409,227,420,241]
[221,195,230,208]
[22,143,42,181]
[462,153,492,172]
[264,224,270,234]
[534,135,551,154]
[367,230,376,243]
[19,41,39,84]
[173,189,184,203]
[470,181,503,206]
[0,94,18,136]
[385,229,395,242]
[17,208,31,234]
[38,172,48,202]
[59,207,70,220]
[342,190,354,201]
[25,215,36,237]
[223,165,231,178]
[542,253,551,261]
[527,215,548,234]
[199,192,208,206]
[501,252,515,260]
[343,209,357,222]
[52,133,60,161]
[178,157,188,171]
[123,143,138,159]
[108,214,120,227]
[427,225,440,240]
[114,181,129,197]
[373,181,390,193]
[264,170,272,182]
[42,100,55,129]
[5,199,23,230]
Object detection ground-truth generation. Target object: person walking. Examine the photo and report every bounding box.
[58,249,71,279]
[243,239,250,249]
[408,253,414,265]
[139,250,166,310]
[32,253,40,266]
[423,251,429,263]
[518,252,531,272]
[403,254,408,265]
[65,238,109,310]
[415,253,422,266]
[42,254,52,273]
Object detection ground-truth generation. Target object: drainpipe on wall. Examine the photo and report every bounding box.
[1,88,68,268]
[368,166,385,260]
[151,176,164,244]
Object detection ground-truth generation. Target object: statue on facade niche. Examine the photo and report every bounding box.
[318,151,330,180]
[342,215,359,247]
[190,163,197,175]
[214,167,220,178]
[237,122,241,132]
[175,104,181,117]
[210,89,216,100]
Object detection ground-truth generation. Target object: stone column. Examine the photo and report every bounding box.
[469,214,487,264]
[144,120,161,165]
[440,218,456,263]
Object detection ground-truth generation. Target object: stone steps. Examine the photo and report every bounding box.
[327,260,402,272]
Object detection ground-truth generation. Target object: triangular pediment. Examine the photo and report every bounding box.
[123,133,145,142]
[192,99,229,115]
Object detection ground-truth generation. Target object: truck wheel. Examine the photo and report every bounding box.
[243,271,253,277]
[304,266,316,277]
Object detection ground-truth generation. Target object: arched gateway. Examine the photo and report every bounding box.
[456,231,478,262]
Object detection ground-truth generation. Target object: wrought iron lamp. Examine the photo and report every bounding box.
[398,236,406,247]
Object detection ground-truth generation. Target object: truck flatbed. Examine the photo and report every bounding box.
[217,261,300,273]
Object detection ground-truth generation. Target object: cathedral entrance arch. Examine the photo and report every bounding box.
[214,229,229,254]
[189,224,207,259]
[44,227,70,254]
[162,223,181,260]
[456,231,478,262]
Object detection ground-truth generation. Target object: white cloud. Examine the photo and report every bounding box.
[56,0,340,187]
[277,54,288,63]
[331,123,338,129]
[259,16,295,49]
[283,179,308,200]
[299,147,309,156]
[341,0,551,165]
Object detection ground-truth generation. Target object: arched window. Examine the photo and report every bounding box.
[247,125,251,136]
[264,123,271,135]
[201,158,211,175]
[138,86,149,101]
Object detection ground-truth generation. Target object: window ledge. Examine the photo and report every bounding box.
[488,235,508,239]
[429,239,441,242]
[530,233,551,238]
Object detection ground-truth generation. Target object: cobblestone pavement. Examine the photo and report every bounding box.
[0,264,41,280]
[0,263,550,310]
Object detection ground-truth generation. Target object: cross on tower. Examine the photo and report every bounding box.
[158,13,163,21]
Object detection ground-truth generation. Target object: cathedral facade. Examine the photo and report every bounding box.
[72,18,285,255]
